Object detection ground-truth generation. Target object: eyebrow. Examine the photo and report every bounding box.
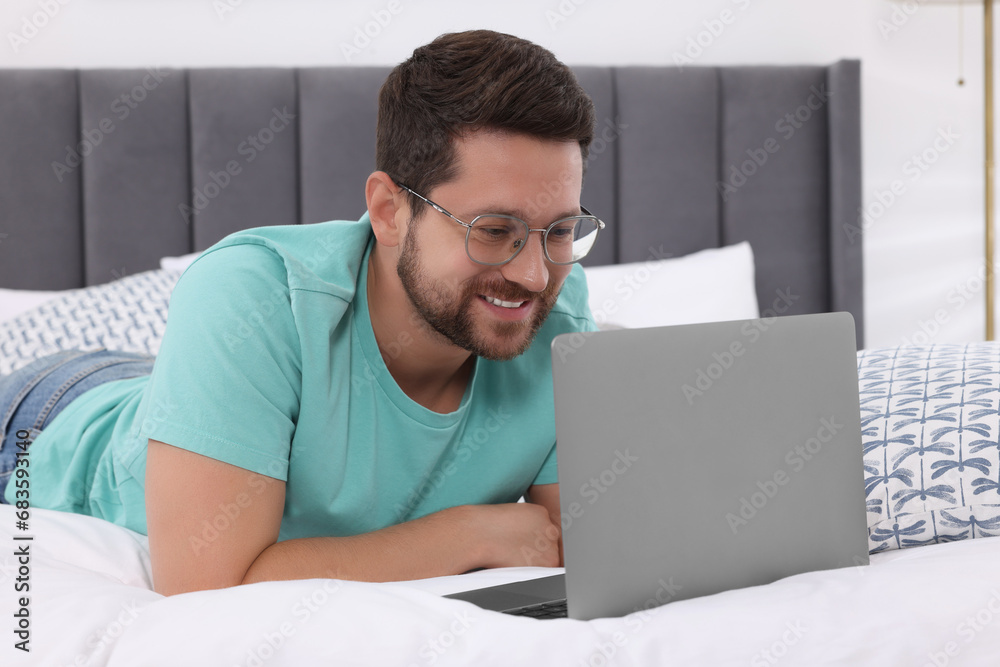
[462,204,584,226]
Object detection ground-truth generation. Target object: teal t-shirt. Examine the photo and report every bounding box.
[8,215,597,539]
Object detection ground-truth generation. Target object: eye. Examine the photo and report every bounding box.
[481,226,512,239]
[471,217,520,242]
[547,222,578,242]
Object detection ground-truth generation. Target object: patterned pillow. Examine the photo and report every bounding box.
[0,269,180,375]
[859,343,1000,553]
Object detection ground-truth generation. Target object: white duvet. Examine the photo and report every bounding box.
[2,504,999,666]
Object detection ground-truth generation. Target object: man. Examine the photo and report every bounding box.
[0,30,601,595]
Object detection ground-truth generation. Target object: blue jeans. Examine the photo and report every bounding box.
[0,349,155,503]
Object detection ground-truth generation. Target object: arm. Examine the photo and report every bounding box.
[525,482,564,567]
[145,440,561,595]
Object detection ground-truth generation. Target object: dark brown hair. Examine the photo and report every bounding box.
[376,30,595,217]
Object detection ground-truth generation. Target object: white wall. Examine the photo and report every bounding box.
[0,0,991,349]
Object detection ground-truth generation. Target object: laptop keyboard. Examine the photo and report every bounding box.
[502,598,568,619]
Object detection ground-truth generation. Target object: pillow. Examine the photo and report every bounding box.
[0,287,67,324]
[0,269,181,375]
[583,242,758,330]
[859,343,1000,553]
[159,251,203,273]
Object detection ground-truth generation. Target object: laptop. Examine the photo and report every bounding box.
[446,312,870,620]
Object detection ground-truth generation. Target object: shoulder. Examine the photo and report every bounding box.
[547,264,597,332]
[180,216,374,301]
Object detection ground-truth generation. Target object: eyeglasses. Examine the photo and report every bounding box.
[396,183,605,266]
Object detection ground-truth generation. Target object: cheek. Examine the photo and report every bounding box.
[548,266,574,292]
[436,252,492,295]
[411,227,471,274]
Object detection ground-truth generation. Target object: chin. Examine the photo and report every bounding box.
[467,324,541,362]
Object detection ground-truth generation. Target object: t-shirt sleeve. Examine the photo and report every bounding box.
[531,443,559,486]
[138,242,301,480]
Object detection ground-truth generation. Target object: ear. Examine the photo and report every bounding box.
[366,171,406,248]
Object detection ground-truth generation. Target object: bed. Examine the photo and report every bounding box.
[5,61,1000,666]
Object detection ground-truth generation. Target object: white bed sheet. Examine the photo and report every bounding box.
[2,505,999,666]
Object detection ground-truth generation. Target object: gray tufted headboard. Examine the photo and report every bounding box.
[0,61,863,345]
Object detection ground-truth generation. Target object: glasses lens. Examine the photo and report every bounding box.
[468,217,528,264]
[546,217,601,264]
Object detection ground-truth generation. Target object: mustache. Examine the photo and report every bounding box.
[468,278,539,303]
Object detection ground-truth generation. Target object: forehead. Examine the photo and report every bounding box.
[434,131,584,220]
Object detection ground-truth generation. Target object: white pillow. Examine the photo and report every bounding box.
[0,287,67,324]
[0,251,201,325]
[583,242,758,329]
[0,268,181,375]
[159,251,203,273]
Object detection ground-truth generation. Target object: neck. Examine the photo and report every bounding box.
[366,245,474,413]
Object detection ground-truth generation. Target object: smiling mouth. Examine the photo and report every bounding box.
[482,295,527,309]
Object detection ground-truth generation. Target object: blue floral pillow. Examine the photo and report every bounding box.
[859,343,1000,553]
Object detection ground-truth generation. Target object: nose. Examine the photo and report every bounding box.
[500,230,549,293]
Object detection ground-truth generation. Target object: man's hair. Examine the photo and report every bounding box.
[376,30,595,217]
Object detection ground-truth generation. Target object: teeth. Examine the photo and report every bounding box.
[484,296,525,309]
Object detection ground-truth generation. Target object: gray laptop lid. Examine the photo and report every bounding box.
[552,312,869,620]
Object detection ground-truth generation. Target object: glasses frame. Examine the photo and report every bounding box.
[395,183,605,266]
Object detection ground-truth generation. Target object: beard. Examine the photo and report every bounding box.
[396,222,562,361]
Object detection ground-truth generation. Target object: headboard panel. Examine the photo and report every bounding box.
[80,69,190,285]
[567,66,619,267]
[0,69,83,289]
[0,61,864,346]
[720,66,833,323]
[615,66,722,260]
[299,67,390,227]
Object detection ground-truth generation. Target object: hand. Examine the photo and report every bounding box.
[466,503,562,569]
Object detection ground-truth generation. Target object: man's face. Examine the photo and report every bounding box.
[396,131,583,361]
